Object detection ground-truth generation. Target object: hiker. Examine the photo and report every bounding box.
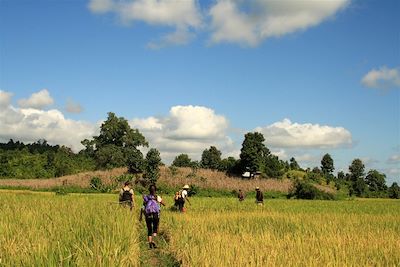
[238,189,245,201]
[255,187,264,205]
[176,184,191,212]
[119,181,134,211]
[139,184,165,249]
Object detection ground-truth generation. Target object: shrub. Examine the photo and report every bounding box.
[288,180,335,200]
[90,176,103,190]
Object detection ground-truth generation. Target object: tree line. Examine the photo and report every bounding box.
[0,112,398,199]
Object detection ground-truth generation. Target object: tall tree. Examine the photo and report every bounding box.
[321,154,334,175]
[240,132,270,173]
[83,112,148,170]
[172,154,192,167]
[349,159,366,196]
[144,148,161,185]
[201,146,222,170]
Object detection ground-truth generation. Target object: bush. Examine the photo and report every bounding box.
[288,180,335,200]
[90,176,103,190]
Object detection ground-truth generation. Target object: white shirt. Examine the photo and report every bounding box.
[181,190,188,199]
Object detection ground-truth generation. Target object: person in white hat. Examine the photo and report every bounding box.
[177,184,191,212]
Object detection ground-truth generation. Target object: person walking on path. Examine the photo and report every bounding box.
[255,187,264,205]
[119,181,134,211]
[139,184,165,249]
[177,184,191,212]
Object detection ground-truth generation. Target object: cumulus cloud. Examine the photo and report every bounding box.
[0,92,96,152]
[209,0,349,46]
[88,0,202,48]
[65,98,84,114]
[0,90,13,109]
[130,105,234,163]
[255,118,352,149]
[18,89,54,109]
[361,66,400,90]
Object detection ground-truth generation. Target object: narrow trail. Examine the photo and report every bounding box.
[137,220,181,267]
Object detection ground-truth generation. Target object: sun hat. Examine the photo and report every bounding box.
[255,186,260,190]
[183,184,190,189]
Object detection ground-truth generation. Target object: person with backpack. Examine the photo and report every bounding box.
[139,184,165,249]
[255,187,264,205]
[177,184,191,212]
[119,181,134,211]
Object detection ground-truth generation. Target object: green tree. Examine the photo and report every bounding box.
[218,157,238,172]
[349,159,366,196]
[172,154,192,167]
[265,155,286,178]
[337,171,345,181]
[289,157,300,170]
[365,170,387,192]
[144,148,161,185]
[240,132,270,173]
[321,154,334,176]
[85,112,148,169]
[126,147,145,174]
[201,146,222,170]
[388,182,400,199]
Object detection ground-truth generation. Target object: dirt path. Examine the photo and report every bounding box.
[137,221,180,267]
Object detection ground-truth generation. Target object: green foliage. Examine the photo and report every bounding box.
[365,169,387,192]
[288,180,336,200]
[388,182,400,199]
[143,148,161,185]
[240,132,270,173]
[264,155,286,178]
[0,141,95,179]
[201,146,222,170]
[83,112,148,170]
[90,176,103,190]
[284,170,306,180]
[126,147,145,174]
[289,157,300,170]
[349,159,366,196]
[321,153,334,176]
[172,154,193,167]
[218,157,239,173]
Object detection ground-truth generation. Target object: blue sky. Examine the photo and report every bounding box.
[0,0,399,184]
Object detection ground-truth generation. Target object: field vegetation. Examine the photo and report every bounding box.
[1,190,399,266]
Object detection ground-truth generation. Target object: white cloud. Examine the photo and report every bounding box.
[209,0,349,46]
[65,98,84,114]
[0,93,96,152]
[88,0,202,48]
[18,89,54,109]
[387,154,400,164]
[130,105,234,163]
[255,118,352,149]
[361,66,400,90]
[0,90,13,109]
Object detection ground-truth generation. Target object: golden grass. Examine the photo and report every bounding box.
[0,192,140,266]
[165,198,400,267]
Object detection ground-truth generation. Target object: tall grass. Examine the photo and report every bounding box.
[0,191,140,266]
[1,190,399,266]
[164,198,400,266]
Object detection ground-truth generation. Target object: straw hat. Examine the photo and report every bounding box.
[183,184,190,189]
[255,186,260,190]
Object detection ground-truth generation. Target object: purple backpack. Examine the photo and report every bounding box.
[144,195,160,215]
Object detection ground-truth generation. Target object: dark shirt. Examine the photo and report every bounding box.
[256,191,264,202]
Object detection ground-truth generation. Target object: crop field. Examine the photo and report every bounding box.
[1,190,399,266]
